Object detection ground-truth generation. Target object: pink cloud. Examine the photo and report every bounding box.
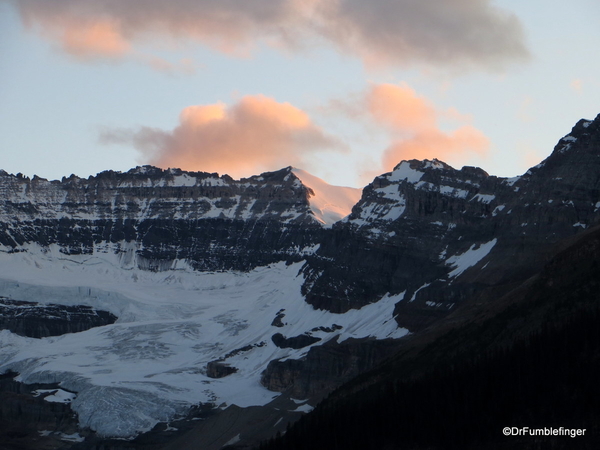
[381,126,490,171]
[367,83,437,132]
[14,0,295,60]
[358,83,490,182]
[100,95,343,178]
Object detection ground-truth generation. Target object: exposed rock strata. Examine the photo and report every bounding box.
[0,298,117,338]
[302,116,600,329]
[0,371,85,449]
[0,166,324,272]
[261,337,403,399]
[271,332,321,349]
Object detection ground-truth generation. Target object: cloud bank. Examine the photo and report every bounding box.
[351,83,490,181]
[99,95,343,178]
[11,0,529,70]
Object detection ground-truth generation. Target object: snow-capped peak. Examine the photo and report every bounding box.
[291,168,362,226]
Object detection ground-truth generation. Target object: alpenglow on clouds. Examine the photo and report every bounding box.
[13,0,528,69]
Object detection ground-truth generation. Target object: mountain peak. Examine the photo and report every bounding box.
[291,168,362,226]
[548,114,599,157]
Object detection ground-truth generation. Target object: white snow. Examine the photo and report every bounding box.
[421,160,446,170]
[470,193,495,203]
[347,194,407,227]
[0,246,408,438]
[291,169,362,226]
[492,205,505,216]
[170,174,198,187]
[33,388,77,403]
[502,177,519,186]
[388,162,424,183]
[59,433,85,443]
[224,434,241,446]
[294,403,314,413]
[558,143,572,153]
[445,239,497,278]
[409,284,429,302]
[438,185,469,199]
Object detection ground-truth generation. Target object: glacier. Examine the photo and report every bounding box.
[0,244,407,438]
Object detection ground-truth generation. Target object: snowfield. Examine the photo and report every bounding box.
[0,244,407,438]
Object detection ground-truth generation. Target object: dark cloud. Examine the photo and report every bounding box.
[9,0,529,70]
[322,0,529,70]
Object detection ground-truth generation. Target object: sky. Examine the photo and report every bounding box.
[1,0,599,188]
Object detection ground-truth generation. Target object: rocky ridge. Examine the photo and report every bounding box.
[0,114,599,448]
[0,166,324,271]
[0,298,117,338]
[301,116,600,326]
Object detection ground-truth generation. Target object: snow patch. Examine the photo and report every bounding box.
[292,168,362,226]
[446,239,497,278]
[503,177,519,186]
[388,162,424,183]
[470,193,495,203]
[59,433,85,443]
[33,388,77,403]
[294,403,314,413]
[409,284,429,302]
[492,205,505,216]
[224,434,241,446]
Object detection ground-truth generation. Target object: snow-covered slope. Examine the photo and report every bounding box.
[2,113,600,446]
[0,247,407,438]
[291,168,362,226]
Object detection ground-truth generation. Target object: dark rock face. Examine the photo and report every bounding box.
[0,298,117,338]
[301,115,600,330]
[206,362,238,379]
[271,309,286,327]
[0,371,86,449]
[2,115,600,447]
[271,332,321,349]
[261,338,403,399]
[206,342,267,379]
[0,166,324,272]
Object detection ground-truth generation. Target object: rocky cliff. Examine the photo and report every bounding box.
[301,116,600,329]
[0,298,117,338]
[0,114,599,448]
[0,166,324,271]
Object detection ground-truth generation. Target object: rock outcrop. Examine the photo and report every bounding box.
[0,298,117,338]
[0,166,324,272]
[1,114,600,448]
[0,371,85,449]
[301,115,600,331]
[261,337,403,398]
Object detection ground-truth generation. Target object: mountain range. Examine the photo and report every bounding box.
[0,114,599,449]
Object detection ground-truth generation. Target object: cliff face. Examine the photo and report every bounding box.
[0,371,85,449]
[0,298,117,338]
[301,116,600,329]
[0,166,324,271]
[1,115,600,447]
